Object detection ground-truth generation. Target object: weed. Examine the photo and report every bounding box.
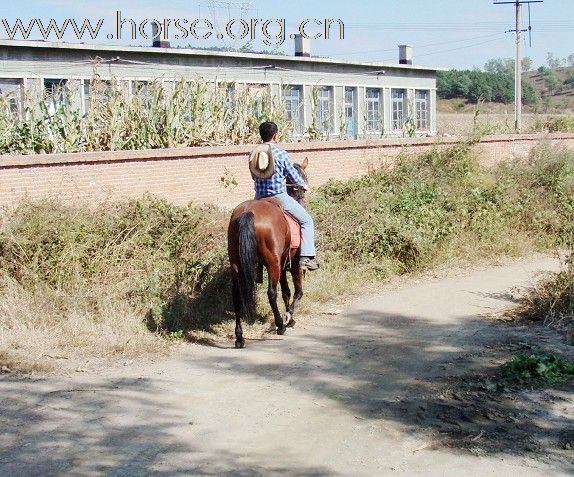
[502,353,574,386]
[518,253,574,330]
[545,116,574,133]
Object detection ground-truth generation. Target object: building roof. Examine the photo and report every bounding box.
[0,39,446,72]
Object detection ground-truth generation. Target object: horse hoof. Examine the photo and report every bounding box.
[235,339,245,349]
[287,318,296,328]
[276,327,286,336]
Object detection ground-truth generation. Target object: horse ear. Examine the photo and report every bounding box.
[301,157,309,170]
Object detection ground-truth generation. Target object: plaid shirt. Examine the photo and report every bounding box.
[253,143,306,199]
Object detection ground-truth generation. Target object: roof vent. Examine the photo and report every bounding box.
[399,44,412,65]
[294,34,310,57]
[152,22,170,48]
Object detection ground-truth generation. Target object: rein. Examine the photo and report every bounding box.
[286,183,303,190]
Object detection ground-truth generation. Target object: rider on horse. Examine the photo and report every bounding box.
[249,121,319,271]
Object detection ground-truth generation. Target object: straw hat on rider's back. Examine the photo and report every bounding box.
[249,144,275,180]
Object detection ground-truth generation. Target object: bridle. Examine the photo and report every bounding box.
[286,182,307,203]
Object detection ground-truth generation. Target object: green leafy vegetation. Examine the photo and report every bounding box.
[311,141,574,275]
[437,58,538,105]
[1,141,573,369]
[502,353,574,386]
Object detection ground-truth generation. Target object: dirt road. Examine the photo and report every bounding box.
[1,257,572,476]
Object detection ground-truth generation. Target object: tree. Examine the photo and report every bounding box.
[544,72,560,94]
[437,70,472,99]
[484,58,514,76]
[522,57,533,72]
[546,52,562,69]
[522,80,539,106]
[567,54,574,67]
[467,71,493,102]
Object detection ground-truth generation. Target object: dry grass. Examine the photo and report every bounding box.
[0,276,167,373]
[437,112,574,136]
[0,141,572,373]
[517,253,574,332]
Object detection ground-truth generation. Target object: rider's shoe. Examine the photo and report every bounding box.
[300,256,320,271]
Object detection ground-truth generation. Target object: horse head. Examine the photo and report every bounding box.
[288,157,309,204]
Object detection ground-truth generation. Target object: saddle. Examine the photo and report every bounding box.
[261,197,301,250]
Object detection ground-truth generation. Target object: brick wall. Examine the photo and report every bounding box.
[1,133,573,209]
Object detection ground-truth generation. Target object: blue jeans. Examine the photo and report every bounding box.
[268,192,316,257]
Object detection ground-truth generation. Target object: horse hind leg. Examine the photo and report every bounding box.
[256,263,264,284]
[280,268,294,327]
[231,271,245,348]
[267,263,286,335]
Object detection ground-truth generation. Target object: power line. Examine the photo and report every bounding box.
[369,35,507,64]
[329,32,504,57]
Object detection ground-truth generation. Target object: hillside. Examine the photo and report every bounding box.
[525,66,574,110]
[437,65,574,113]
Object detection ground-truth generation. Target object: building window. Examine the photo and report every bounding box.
[82,79,113,115]
[133,80,151,97]
[415,90,429,130]
[365,88,382,132]
[132,80,152,110]
[44,78,68,112]
[283,85,303,133]
[391,89,406,131]
[82,80,90,115]
[247,84,270,120]
[0,78,23,115]
[221,83,235,124]
[344,87,357,139]
[225,83,235,107]
[315,86,333,133]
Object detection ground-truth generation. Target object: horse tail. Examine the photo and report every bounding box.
[237,211,257,324]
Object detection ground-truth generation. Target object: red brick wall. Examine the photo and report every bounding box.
[1,134,573,208]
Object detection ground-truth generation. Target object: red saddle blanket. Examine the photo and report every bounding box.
[284,213,301,250]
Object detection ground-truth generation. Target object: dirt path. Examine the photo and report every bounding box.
[1,257,573,476]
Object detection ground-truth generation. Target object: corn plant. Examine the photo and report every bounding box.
[0,77,293,155]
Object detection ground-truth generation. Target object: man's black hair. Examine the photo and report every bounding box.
[259,121,278,142]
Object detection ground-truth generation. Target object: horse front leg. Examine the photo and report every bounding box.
[279,268,294,327]
[287,263,304,327]
[267,263,285,335]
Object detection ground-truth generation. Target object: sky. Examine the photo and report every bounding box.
[1,0,573,70]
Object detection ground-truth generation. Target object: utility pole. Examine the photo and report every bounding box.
[494,1,543,132]
[515,2,522,131]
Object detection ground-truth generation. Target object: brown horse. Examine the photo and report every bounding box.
[227,159,309,348]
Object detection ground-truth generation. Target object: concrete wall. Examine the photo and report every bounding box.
[1,133,573,209]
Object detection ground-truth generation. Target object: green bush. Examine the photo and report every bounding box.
[310,141,574,275]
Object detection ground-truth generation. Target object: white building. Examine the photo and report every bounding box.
[0,38,441,139]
